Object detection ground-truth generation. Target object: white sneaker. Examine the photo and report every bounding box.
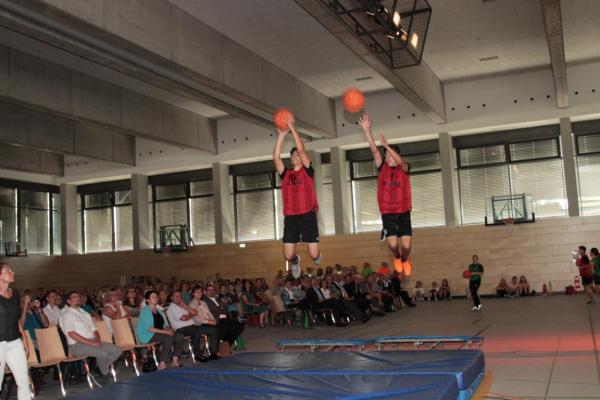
[476,304,482,311]
[291,256,301,279]
[471,306,478,311]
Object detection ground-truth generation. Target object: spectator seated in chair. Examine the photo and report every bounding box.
[240,281,269,327]
[136,290,185,370]
[59,291,122,382]
[166,291,219,361]
[304,278,349,327]
[190,286,244,350]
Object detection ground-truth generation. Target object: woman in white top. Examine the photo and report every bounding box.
[102,289,129,334]
[320,279,331,299]
[188,286,217,327]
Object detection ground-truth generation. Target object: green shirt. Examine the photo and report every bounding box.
[362,267,374,278]
[469,263,484,283]
[593,257,600,276]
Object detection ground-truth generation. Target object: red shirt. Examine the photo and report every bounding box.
[280,166,319,216]
[377,163,411,214]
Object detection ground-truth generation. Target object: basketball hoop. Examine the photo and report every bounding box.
[502,217,515,225]
[162,245,172,257]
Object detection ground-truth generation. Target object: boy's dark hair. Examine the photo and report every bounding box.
[579,245,587,252]
[290,147,298,155]
[591,248,599,256]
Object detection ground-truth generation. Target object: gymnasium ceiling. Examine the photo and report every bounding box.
[169,0,600,95]
[1,0,600,180]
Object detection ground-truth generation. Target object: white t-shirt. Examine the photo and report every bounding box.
[188,299,215,325]
[166,303,194,331]
[43,304,63,327]
[60,306,97,346]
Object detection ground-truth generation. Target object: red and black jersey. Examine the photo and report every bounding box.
[280,166,319,216]
[377,163,411,214]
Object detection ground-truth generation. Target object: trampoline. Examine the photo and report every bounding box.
[70,350,484,400]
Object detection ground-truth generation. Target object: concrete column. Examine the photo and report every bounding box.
[307,150,325,233]
[131,174,152,250]
[60,184,78,255]
[560,117,580,217]
[438,132,460,226]
[331,146,353,235]
[213,162,235,244]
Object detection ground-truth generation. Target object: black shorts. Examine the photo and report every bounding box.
[283,211,319,244]
[381,212,412,238]
[582,275,594,286]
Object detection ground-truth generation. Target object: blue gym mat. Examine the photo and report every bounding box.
[71,372,459,400]
[185,351,484,391]
[70,350,484,400]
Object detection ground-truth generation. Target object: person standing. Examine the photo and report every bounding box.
[468,255,484,311]
[0,262,32,400]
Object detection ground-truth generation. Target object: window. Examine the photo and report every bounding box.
[81,186,133,253]
[84,208,113,253]
[576,132,600,215]
[349,152,445,232]
[19,190,49,255]
[457,136,566,224]
[0,188,17,246]
[0,184,59,255]
[320,163,335,235]
[52,194,61,255]
[236,190,275,241]
[151,175,214,246]
[189,180,215,245]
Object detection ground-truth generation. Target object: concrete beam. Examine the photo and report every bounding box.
[331,146,353,235]
[0,143,63,175]
[0,100,136,165]
[540,0,569,109]
[295,0,445,124]
[131,174,152,250]
[559,117,579,217]
[212,162,235,244]
[438,132,459,226]
[60,183,78,254]
[0,44,217,153]
[0,0,337,138]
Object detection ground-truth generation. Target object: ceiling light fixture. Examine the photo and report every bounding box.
[322,0,432,69]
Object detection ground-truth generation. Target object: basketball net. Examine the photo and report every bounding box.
[162,245,172,257]
[502,217,515,225]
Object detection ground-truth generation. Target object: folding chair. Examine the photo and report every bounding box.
[35,326,97,396]
[111,318,158,375]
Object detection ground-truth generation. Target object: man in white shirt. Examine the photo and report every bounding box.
[60,291,121,381]
[166,291,219,360]
[43,290,63,327]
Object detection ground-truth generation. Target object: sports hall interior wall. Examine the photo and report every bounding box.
[3,215,596,295]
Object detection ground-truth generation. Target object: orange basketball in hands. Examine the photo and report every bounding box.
[462,270,472,279]
[342,88,365,113]
[273,108,293,130]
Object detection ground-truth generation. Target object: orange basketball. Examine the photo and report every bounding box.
[462,270,472,279]
[342,87,365,113]
[273,108,293,130]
